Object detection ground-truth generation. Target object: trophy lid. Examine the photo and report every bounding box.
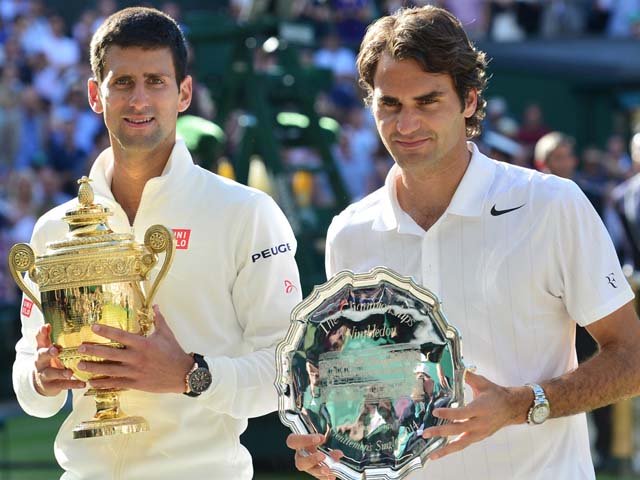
[46,176,134,253]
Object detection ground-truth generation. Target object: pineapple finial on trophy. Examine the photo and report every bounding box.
[77,176,94,207]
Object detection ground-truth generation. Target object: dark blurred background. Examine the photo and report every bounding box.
[1,0,640,478]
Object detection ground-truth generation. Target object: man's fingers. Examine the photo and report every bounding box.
[286,433,324,451]
[430,432,475,460]
[152,304,167,330]
[35,345,59,371]
[431,405,474,421]
[295,451,326,473]
[423,418,475,439]
[78,360,131,377]
[78,344,131,363]
[464,371,491,396]
[35,324,52,349]
[328,449,344,461]
[39,366,73,382]
[43,379,87,391]
[90,324,144,347]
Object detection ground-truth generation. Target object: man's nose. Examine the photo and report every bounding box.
[129,83,150,110]
[396,107,420,135]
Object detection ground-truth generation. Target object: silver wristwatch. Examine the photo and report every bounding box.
[525,383,550,425]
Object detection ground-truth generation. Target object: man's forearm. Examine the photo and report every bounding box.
[542,339,640,418]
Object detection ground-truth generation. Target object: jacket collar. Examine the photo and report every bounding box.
[88,138,193,202]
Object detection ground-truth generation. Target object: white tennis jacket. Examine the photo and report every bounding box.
[12,140,302,479]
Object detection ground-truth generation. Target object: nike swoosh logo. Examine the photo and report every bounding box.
[490,204,525,216]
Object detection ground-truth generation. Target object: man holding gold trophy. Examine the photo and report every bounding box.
[288,5,640,480]
[10,7,301,480]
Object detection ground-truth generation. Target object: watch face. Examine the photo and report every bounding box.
[532,404,550,424]
[189,368,213,394]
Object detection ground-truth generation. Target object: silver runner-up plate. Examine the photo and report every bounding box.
[276,267,466,480]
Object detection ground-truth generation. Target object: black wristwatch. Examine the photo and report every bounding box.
[184,353,212,397]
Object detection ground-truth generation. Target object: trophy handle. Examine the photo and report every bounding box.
[7,243,42,313]
[141,225,175,327]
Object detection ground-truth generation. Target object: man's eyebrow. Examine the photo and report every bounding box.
[378,95,399,103]
[143,72,172,78]
[376,90,445,103]
[414,90,445,102]
[110,72,172,78]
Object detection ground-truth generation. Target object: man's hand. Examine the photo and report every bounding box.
[34,324,85,396]
[77,305,194,393]
[286,433,344,479]
[422,371,532,460]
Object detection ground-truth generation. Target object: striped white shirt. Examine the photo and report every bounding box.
[325,142,633,480]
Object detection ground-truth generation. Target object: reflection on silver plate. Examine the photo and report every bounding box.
[276,267,466,480]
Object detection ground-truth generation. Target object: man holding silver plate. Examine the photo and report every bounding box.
[286,5,640,480]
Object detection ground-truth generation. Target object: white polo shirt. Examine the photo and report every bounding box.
[325,142,634,480]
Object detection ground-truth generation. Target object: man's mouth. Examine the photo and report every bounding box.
[124,117,154,125]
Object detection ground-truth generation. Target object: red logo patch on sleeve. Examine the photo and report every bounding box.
[21,298,34,317]
[172,229,191,250]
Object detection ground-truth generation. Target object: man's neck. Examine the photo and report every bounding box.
[110,143,174,224]
[396,144,471,231]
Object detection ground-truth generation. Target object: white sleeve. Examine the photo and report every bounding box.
[199,193,302,418]
[551,181,635,326]
[12,273,68,418]
[324,216,340,280]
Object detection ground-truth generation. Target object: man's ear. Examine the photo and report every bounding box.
[178,75,193,113]
[88,78,103,114]
[463,89,478,119]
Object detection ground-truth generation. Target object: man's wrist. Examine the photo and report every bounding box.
[508,385,535,425]
[33,369,49,397]
[179,352,195,394]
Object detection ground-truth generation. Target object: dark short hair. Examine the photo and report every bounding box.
[90,7,188,87]
[357,6,488,138]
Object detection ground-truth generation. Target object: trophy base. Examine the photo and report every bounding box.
[73,415,149,439]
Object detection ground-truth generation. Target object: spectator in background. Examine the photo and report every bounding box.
[574,146,613,216]
[41,15,80,70]
[605,133,633,179]
[533,130,577,178]
[333,107,377,201]
[443,0,489,39]
[517,102,550,148]
[313,30,359,110]
[606,0,640,37]
[332,0,375,48]
[540,0,586,37]
[0,63,23,171]
[14,0,51,57]
[612,133,640,270]
[15,86,48,170]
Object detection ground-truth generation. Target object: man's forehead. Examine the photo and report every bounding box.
[103,46,175,75]
[372,56,453,98]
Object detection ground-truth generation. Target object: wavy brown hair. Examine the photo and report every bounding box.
[357,6,488,138]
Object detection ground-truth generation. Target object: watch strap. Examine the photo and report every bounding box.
[184,353,209,397]
[525,383,549,424]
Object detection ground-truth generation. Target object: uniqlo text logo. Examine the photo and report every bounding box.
[172,229,191,250]
[21,298,34,317]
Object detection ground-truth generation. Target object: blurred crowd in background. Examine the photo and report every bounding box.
[0,0,639,471]
[0,0,639,303]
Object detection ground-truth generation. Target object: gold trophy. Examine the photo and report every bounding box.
[8,177,174,439]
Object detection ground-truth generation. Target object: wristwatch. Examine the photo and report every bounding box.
[525,383,550,425]
[184,353,212,397]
